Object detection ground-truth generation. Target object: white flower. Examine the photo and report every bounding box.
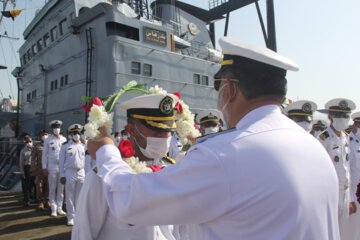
[84,122,100,139]
[85,105,114,139]
[124,157,152,173]
[149,85,167,94]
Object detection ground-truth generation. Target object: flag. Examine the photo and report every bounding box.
[1,9,22,20]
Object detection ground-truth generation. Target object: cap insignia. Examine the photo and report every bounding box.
[339,100,348,109]
[159,96,173,114]
[302,103,312,113]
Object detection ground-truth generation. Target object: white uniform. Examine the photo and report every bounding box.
[349,132,360,240]
[59,141,86,223]
[96,105,339,240]
[72,168,175,240]
[168,133,182,160]
[42,134,67,213]
[318,127,352,240]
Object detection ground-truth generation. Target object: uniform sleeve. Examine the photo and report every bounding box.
[72,172,109,240]
[96,144,230,226]
[59,144,66,178]
[42,139,48,169]
[19,148,25,174]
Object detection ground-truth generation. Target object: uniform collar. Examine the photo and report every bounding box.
[235,104,281,130]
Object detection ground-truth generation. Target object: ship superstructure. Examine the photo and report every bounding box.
[13,0,224,135]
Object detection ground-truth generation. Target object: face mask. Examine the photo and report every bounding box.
[53,128,60,135]
[72,134,80,142]
[134,125,171,159]
[332,118,350,132]
[313,130,322,137]
[81,134,86,141]
[26,142,33,148]
[122,135,128,140]
[41,135,48,142]
[204,126,219,135]
[297,121,312,132]
[115,136,121,142]
[217,82,236,126]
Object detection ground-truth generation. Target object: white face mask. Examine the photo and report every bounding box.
[297,121,312,132]
[204,126,219,135]
[41,135,48,142]
[122,135,128,140]
[217,81,236,126]
[53,128,60,135]
[26,142,33,148]
[115,136,121,142]
[72,134,80,142]
[313,130,322,137]
[81,134,86,141]
[134,125,171,159]
[332,118,350,132]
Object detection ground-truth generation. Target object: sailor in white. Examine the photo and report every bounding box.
[349,112,360,239]
[311,119,328,137]
[283,100,317,133]
[196,109,222,135]
[42,120,67,217]
[89,37,340,239]
[72,93,178,240]
[59,124,86,226]
[317,98,357,240]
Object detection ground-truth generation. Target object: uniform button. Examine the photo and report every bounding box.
[334,156,339,162]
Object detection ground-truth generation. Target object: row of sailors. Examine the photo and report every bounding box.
[283,98,360,240]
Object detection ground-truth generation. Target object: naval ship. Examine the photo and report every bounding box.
[1,0,278,192]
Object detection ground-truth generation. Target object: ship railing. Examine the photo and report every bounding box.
[209,0,229,10]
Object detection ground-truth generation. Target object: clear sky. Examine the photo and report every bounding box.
[1,0,360,112]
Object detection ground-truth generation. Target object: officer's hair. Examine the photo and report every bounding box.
[221,68,287,100]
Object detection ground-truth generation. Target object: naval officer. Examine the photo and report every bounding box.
[59,124,86,226]
[283,100,317,132]
[72,93,179,240]
[42,120,67,217]
[317,98,357,240]
[88,37,340,239]
[196,109,222,135]
[349,112,360,239]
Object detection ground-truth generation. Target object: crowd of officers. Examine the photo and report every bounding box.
[18,97,360,238]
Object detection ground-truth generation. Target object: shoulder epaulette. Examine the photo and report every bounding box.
[196,127,236,144]
[350,137,353,141]
[62,141,69,145]
[319,131,329,140]
[163,156,176,165]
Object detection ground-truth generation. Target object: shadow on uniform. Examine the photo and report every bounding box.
[31,231,72,240]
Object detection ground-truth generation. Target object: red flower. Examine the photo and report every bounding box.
[148,165,165,172]
[82,97,103,112]
[118,139,135,158]
[173,92,183,113]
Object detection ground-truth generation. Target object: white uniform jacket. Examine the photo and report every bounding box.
[59,142,86,178]
[349,132,360,201]
[42,135,67,172]
[72,169,175,240]
[317,127,353,200]
[96,105,340,240]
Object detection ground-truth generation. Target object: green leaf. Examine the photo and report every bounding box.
[103,81,149,112]
[81,96,92,103]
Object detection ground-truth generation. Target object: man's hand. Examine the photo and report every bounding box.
[87,127,114,160]
[60,177,66,185]
[349,201,357,215]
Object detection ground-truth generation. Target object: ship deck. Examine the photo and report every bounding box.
[0,192,71,240]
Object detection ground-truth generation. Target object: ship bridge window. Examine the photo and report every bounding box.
[193,74,201,85]
[143,64,152,76]
[32,44,37,56]
[106,22,139,41]
[50,26,59,42]
[32,90,37,99]
[59,18,67,36]
[37,39,43,52]
[202,76,209,86]
[22,54,28,65]
[43,33,50,47]
[26,93,31,102]
[131,61,141,74]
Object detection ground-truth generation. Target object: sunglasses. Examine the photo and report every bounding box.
[213,79,238,91]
